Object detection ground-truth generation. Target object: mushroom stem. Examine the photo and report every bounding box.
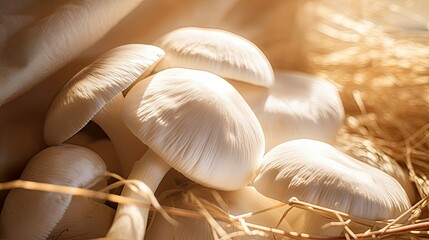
[106,149,170,240]
[92,93,147,176]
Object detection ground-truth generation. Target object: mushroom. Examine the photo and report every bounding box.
[0,144,106,240]
[107,68,265,239]
[253,139,411,236]
[229,71,345,152]
[154,27,274,87]
[44,44,165,176]
[145,185,296,240]
[48,197,115,240]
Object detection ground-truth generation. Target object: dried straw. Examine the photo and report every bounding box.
[147,184,429,240]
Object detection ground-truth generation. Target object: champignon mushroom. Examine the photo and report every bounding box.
[145,185,296,240]
[107,68,265,239]
[253,139,411,236]
[0,144,106,240]
[229,71,344,152]
[154,27,274,87]
[44,44,165,176]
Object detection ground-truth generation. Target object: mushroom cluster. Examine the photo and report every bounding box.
[0,26,413,240]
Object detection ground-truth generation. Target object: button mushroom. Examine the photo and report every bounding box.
[44,44,165,176]
[154,27,274,87]
[230,71,345,152]
[0,144,106,240]
[253,139,411,236]
[107,68,265,239]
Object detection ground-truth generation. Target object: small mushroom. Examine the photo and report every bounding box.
[145,186,295,240]
[154,27,274,87]
[44,44,165,176]
[107,68,265,239]
[230,71,344,152]
[253,139,411,236]
[0,144,106,240]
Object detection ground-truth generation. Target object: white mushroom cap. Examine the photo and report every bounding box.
[108,68,265,239]
[154,27,274,87]
[44,44,165,145]
[44,44,164,176]
[253,139,411,220]
[123,68,265,191]
[230,71,345,151]
[0,144,106,240]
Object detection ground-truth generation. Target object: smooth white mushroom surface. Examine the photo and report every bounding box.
[154,27,274,87]
[123,68,265,190]
[254,139,410,220]
[0,144,106,240]
[230,71,344,151]
[107,67,265,239]
[253,139,411,231]
[44,44,164,145]
[44,44,164,176]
